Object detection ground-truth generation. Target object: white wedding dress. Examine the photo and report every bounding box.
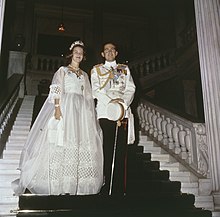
[12,66,103,195]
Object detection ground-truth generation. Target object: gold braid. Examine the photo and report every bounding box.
[96,67,114,90]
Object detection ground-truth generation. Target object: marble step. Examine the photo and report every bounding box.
[7,137,27,143]
[10,131,29,137]
[5,143,24,151]
[0,180,14,188]
[0,159,19,169]
[13,120,32,126]
[0,187,15,196]
[8,134,27,140]
[0,174,20,182]
[2,150,22,159]
[16,112,33,117]
[12,125,30,131]
[0,195,18,204]
[194,195,215,210]
[181,182,199,195]
[10,130,29,136]
[212,212,220,217]
[14,116,32,121]
[169,171,198,182]
[0,169,20,176]
[16,113,33,117]
[143,146,166,154]
[160,162,187,172]
[0,204,18,216]
[150,153,176,163]
[15,115,32,119]
[6,140,26,145]
[138,140,154,145]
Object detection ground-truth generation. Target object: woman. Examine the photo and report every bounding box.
[12,41,103,195]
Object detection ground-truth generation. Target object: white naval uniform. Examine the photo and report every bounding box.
[91,60,136,144]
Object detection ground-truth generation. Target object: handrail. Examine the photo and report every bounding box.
[137,99,209,178]
[0,74,23,112]
[0,74,23,156]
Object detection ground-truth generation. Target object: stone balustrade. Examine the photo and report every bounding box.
[137,99,210,178]
[30,54,65,72]
[26,55,65,95]
[0,89,19,138]
[129,49,175,78]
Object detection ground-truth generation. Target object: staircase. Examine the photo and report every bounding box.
[15,144,212,217]
[0,95,214,217]
[138,132,215,211]
[0,95,35,216]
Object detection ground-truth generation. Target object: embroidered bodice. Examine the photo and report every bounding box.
[64,71,85,95]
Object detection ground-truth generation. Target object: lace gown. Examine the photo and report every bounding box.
[12,66,103,195]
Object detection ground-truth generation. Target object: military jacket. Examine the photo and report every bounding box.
[90,61,136,119]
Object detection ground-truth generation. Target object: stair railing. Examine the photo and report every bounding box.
[0,74,23,156]
[29,55,65,73]
[137,99,209,178]
[129,49,175,78]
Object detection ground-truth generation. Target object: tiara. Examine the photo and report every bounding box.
[69,40,84,50]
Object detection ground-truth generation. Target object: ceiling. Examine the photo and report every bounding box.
[31,0,174,18]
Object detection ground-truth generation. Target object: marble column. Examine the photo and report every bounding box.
[7,51,28,98]
[194,0,220,207]
[7,51,27,79]
[0,0,6,54]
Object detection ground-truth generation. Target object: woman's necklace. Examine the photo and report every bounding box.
[68,64,82,78]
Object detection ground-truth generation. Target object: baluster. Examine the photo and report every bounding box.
[172,121,180,154]
[144,107,150,131]
[178,125,187,159]
[145,60,150,74]
[151,58,156,72]
[160,55,164,68]
[48,59,53,71]
[42,59,47,71]
[184,128,191,163]
[47,59,50,71]
[140,104,146,130]
[156,56,161,71]
[139,63,144,77]
[166,118,174,149]
[166,53,171,66]
[148,108,154,135]
[133,65,138,78]
[156,112,163,141]
[137,103,144,128]
[161,115,168,145]
[152,110,158,137]
[137,103,142,126]
[37,58,41,70]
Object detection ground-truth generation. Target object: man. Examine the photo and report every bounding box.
[90,42,136,195]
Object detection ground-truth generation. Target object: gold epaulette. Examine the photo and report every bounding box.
[117,63,127,68]
[95,64,111,76]
[90,63,103,75]
[117,64,128,75]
